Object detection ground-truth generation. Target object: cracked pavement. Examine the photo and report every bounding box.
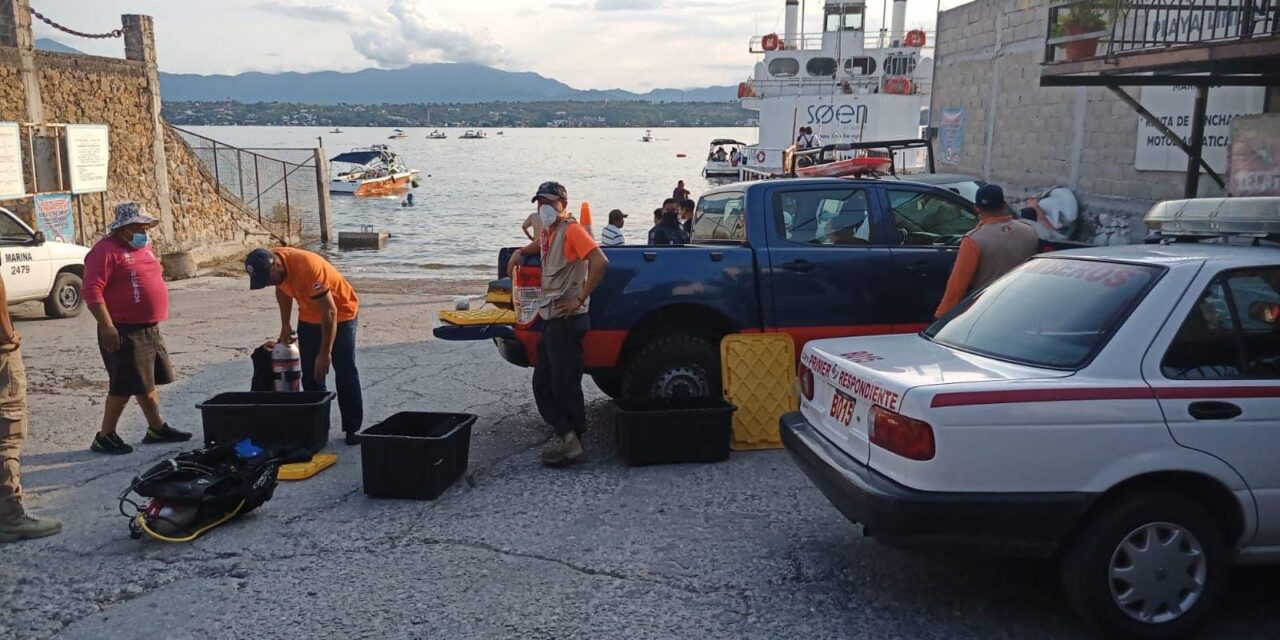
[2,276,1277,639]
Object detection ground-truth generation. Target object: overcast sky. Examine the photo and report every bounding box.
[30,0,949,90]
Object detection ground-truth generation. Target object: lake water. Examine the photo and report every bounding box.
[188,126,756,280]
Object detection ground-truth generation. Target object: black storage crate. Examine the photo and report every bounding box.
[197,391,335,459]
[613,398,734,466]
[359,412,475,500]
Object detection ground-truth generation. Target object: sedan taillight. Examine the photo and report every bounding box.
[798,364,815,402]
[869,406,935,461]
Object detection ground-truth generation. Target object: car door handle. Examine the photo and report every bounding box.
[642,251,657,262]
[1188,401,1242,421]
[905,261,932,278]
[780,259,815,273]
[709,251,724,262]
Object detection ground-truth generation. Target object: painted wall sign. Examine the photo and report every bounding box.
[33,192,74,243]
[0,123,24,200]
[65,124,109,194]
[1135,86,1264,173]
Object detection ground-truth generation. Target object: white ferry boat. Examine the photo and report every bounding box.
[734,0,933,178]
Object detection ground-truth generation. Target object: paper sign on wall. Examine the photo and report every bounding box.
[33,192,74,243]
[938,108,965,165]
[64,124,109,194]
[0,123,24,200]
[1135,86,1264,173]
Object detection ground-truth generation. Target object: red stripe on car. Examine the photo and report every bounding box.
[931,386,1280,408]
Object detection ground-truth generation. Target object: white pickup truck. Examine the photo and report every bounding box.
[0,206,88,318]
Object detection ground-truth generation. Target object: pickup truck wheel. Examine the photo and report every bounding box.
[622,335,721,400]
[43,272,83,319]
[590,373,624,399]
[1060,491,1229,640]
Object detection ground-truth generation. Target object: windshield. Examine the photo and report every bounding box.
[925,258,1162,369]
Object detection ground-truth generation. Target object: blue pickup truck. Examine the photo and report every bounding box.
[438,177,1078,399]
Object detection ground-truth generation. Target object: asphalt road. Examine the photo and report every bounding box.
[2,277,1277,639]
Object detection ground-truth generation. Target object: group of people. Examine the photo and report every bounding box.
[708,146,742,166]
[552,180,697,249]
[1,202,368,543]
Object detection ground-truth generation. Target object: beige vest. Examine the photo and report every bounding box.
[538,217,589,320]
[967,217,1039,294]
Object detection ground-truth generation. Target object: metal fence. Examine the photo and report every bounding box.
[1045,0,1280,63]
[168,125,330,244]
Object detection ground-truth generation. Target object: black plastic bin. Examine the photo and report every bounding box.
[613,398,734,466]
[197,391,335,459]
[358,412,475,500]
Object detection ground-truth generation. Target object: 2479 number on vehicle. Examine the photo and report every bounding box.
[829,390,855,427]
[10,265,28,275]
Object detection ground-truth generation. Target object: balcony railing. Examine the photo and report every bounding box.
[1044,0,1280,64]
[740,75,932,99]
[748,31,936,53]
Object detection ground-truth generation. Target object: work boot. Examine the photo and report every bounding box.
[0,509,63,543]
[540,432,584,468]
[142,423,193,444]
[90,432,133,455]
[344,431,360,446]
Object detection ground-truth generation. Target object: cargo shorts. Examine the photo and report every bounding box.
[100,323,175,397]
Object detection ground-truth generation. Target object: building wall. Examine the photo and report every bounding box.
[0,43,274,259]
[930,0,1230,244]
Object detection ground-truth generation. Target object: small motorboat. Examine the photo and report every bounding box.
[460,130,487,139]
[329,144,421,196]
[388,129,408,140]
[330,128,343,134]
[641,129,654,142]
[702,138,748,178]
[427,130,448,139]
[792,144,894,178]
[496,131,505,136]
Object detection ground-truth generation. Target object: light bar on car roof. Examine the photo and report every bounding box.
[1145,197,1280,237]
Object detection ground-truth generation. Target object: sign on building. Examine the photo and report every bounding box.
[1228,114,1280,197]
[1135,86,1265,173]
[0,122,24,200]
[938,108,964,165]
[33,192,74,243]
[64,124,109,194]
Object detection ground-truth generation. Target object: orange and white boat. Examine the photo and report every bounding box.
[795,155,892,177]
[329,145,420,197]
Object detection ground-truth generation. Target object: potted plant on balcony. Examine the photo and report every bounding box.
[1052,0,1111,61]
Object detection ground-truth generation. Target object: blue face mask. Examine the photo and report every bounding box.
[128,232,149,249]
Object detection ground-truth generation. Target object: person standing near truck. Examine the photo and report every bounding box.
[601,209,627,246]
[85,203,191,455]
[935,184,1039,318]
[506,181,609,467]
[244,247,363,445]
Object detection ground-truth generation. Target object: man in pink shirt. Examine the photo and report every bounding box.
[83,203,190,455]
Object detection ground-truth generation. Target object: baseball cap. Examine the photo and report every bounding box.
[608,209,627,222]
[974,184,1005,210]
[244,248,275,290]
[531,181,567,203]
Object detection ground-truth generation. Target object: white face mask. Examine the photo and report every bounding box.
[538,203,559,227]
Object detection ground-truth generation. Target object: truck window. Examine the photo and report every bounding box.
[694,192,746,242]
[0,213,29,245]
[773,188,872,246]
[886,189,977,246]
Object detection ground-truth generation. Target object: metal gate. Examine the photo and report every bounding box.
[168,125,331,244]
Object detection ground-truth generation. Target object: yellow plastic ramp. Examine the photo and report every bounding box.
[278,453,338,481]
[438,308,516,326]
[720,333,797,451]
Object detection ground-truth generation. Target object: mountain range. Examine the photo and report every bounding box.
[35,38,737,105]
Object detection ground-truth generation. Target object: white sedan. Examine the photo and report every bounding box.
[781,235,1279,639]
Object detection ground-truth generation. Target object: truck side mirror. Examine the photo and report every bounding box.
[30,231,45,246]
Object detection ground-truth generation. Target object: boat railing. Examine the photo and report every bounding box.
[748,31,936,53]
[741,75,931,99]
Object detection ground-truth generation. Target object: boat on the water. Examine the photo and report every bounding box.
[329,144,420,196]
[388,129,409,140]
[728,0,933,178]
[330,128,343,134]
[460,130,487,139]
[641,129,654,142]
[427,130,448,139]
[703,139,748,178]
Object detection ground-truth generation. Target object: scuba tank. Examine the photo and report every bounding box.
[119,440,279,543]
[272,340,302,392]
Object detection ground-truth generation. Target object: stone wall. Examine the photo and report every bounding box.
[0,18,277,266]
[930,0,1236,244]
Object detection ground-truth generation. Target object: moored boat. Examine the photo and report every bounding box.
[703,139,748,178]
[427,129,448,139]
[329,144,420,196]
[460,130,487,139]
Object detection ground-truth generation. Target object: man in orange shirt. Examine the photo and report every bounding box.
[507,182,609,467]
[935,184,1039,318]
[245,247,363,445]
